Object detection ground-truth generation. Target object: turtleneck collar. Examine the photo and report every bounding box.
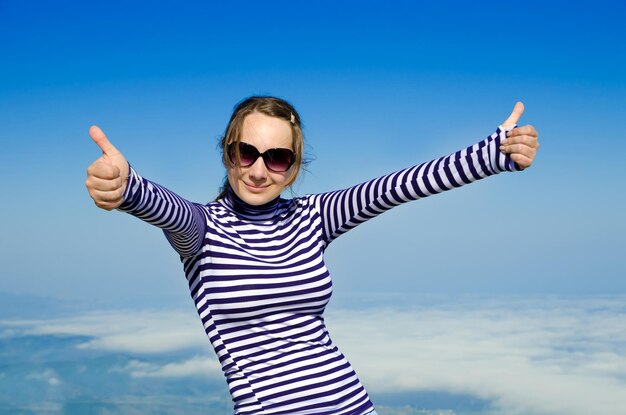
[222,187,281,220]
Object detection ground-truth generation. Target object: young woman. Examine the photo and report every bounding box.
[85,96,539,415]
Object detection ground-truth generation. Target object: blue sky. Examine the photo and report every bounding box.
[2,0,624,307]
[1,1,626,414]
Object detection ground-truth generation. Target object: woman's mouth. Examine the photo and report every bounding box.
[244,182,269,193]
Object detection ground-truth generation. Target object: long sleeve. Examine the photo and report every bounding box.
[118,166,207,257]
[313,126,520,244]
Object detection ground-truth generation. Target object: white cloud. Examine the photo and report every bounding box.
[111,355,222,379]
[376,408,456,415]
[326,295,626,415]
[26,369,61,386]
[0,327,19,338]
[6,309,207,354]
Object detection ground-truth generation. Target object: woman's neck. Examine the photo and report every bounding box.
[224,187,281,219]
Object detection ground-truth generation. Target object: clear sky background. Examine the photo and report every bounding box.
[1,0,625,309]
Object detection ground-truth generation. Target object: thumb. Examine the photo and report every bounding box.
[89,125,121,158]
[501,101,525,129]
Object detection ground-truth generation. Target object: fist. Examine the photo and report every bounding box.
[500,102,540,169]
[85,126,129,210]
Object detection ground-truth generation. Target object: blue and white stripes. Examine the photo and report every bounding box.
[315,126,518,242]
[119,126,518,415]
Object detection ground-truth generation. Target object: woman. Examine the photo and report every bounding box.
[85,96,539,415]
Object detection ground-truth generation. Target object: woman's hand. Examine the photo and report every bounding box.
[85,126,130,210]
[499,102,540,169]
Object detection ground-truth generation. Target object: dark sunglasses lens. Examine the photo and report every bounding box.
[230,142,294,172]
[264,149,294,172]
[238,143,259,167]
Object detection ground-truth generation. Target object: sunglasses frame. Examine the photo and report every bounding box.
[227,142,296,173]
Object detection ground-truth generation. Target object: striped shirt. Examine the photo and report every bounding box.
[119,126,519,415]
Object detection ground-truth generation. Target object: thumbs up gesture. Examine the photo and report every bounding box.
[85,126,130,210]
[499,102,540,169]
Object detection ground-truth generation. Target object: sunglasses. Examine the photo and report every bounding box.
[228,142,296,172]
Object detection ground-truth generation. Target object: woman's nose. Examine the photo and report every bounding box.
[248,156,268,180]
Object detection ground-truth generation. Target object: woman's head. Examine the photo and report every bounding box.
[218,96,304,205]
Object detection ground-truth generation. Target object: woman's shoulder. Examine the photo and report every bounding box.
[280,193,320,208]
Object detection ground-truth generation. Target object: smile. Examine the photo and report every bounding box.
[244,182,270,192]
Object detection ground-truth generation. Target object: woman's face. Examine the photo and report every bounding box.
[227,112,294,206]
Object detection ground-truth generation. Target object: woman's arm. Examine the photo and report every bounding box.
[313,103,539,244]
[85,126,206,257]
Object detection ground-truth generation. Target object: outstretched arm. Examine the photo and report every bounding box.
[84,126,206,257]
[314,102,539,244]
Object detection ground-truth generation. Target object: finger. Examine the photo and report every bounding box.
[501,102,525,129]
[499,143,537,159]
[501,134,539,149]
[89,187,125,204]
[506,124,538,139]
[89,125,121,157]
[85,174,124,192]
[91,198,123,211]
[510,153,534,169]
[87,188,125,211]
[86,159,122,180]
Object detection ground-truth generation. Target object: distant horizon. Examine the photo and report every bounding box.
[2,288,625,317]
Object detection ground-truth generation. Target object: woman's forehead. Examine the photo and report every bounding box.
[241,112,293,150]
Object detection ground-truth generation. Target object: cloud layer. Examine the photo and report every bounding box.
[326,295,626,415]
[2,295,625,415]
[5,309,207,354]
[111,356,222,379]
